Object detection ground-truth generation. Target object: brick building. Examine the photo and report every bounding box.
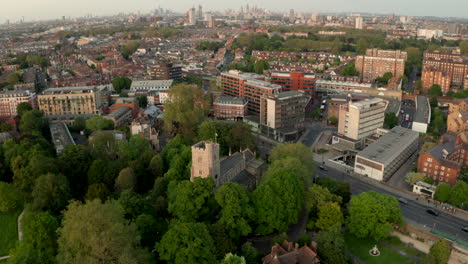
[213,96,248,120]
[270,72,316,94]
[0,89,37,117]
[262,240,320,264]
[109,97,139,116]
[38,87,102,120]
[418,132,468,185]
[355,48,407,81]
[147,63,182,81]
[447,99,468,134]
[422,51,468,91]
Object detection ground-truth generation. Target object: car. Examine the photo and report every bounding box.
[462,226,468,233]
[319,165,328,171]
[426,209,440,216]
[398,197,409,205]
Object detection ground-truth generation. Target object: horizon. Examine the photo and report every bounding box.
[1,0,467,23]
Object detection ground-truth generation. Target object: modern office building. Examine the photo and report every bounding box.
[270,72,316,94]
[338,98,388,141]
[38,87,102,120]
[354,126,419,181]
[355,49,407,81]
[0,89,37,117]
[259,91,310,142]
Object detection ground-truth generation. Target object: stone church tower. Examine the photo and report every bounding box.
[190,141,221,182]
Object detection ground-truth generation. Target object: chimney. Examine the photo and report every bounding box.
[311,241,318,251]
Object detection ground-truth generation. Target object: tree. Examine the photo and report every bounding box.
[447,181,468,209]
[241,242,259,264]
[426,239,451,264]
[262,157,310,186]
[148,154,164,179]
[70,117,86,132]
[22,210,59,256]
[13,155,58,197]
[87,159,121,188]
[253,60,269,74]
[114,167,137,193]
[168,178,215,222]
[384,112,398,129]
[136,96,148,108]
[430,96,439,108]
[85,183,111,201]
[118,135,151,161]
[316,177,350,204]
[405,172,427,185]
[460,41,468,54]
[19,110,49,136]
[58,145,92,199]
[328,116,338,126]
[31,173,71,213]
[117,190,152,219]
[226,122,256,153]
[112,76,132,93]
[85,115,114,131]
[0,181,23,212]
[316,226,348,264]
[356,38,369,55]
[16,102,32,117]
[57,199,151,264]
[6,244,54,264]
[221,253,246,264]
[340,62,359,76]
[208,224,237,260]
[269,143,314,173]
[434,183,450,202]
[163,84,210,140]
[215,182,254,238]
[135,213,159,248]
[428,84,443,97]
[253,168,304,235]
[459,168,468,183]
[315,202,344,230]
[347,191,403,240]
[156,222,216,264]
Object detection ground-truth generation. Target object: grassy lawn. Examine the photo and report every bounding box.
[0,210,21,256]
[384,236,426,259]
[344,232,415,264]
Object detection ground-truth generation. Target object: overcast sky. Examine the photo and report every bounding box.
[1,0,466,22]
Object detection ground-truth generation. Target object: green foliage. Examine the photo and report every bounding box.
[87,159,121,189]
[208,223,237,260]
[118,135,151,161]
[263,157,310,186]
[69,117,86,132]
[156,222,216,264]
[114,167,136,193]
[356,38,369,54]
[241,242,259,264]
[136,96,148,108]
[197,41,225,52]
[58,145,92,199]
[117,190,152,219]
[221,253,246,264]
[453,89,468,98]
[215,182,254,238]
[340,62,359,76]
[135,213,162,248]
[0,182,23,212]
[85,183,111,202]
[384,112,398,129]
[22,210,59,256]
[315,202,344,230]
[426,239,451,264]
[168,177,215,222]
[163,84,210,141]
[328,116,338,126]
[85,115,114,131]
[269,142,314,173]
[253,168,304,235]
[405,172,427,185]
[430,97,438,108]
[446,181,468,209]
[161,135,191,181]
[429,108,446,136]
[31,173,71,213]
[316,226,348,264]
[297,234,311,247]
[13,155,58,197]
[112,76,132,93]
[19,110,49,137]
[253,60,269,74]
[428,84,443,96]
[459,41,468,54]
[6,244,55,264]
[16,102,32,117]
[185,74,203,86]
[57,199,151,264]
[376,72,393,86]
[347,191,403,240]
[316,177,350,204]
[148,154,164,179]
[120,40,140,59]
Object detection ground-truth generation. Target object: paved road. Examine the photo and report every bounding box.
[315,163,468,243]
[400,99,416,129]
[403,65,418,94]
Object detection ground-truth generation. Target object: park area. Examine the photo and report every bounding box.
[344,232,425,264]
[0,209,21,257]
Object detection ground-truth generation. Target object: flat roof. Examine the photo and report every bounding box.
[42,86,97,95]
[414,96,431,124]
[130,79,173,88]
[214,96,247,105]
[356,126,419,166]
[245,79,282,89]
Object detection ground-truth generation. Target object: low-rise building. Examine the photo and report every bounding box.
[50,122,75,154]
[354,126,419,181]
[109,97,139,116]
[315,80,403,101]
[413,181,436,198]
[130,79,173,92]
[413,96,431,133]
[131,116,159,150]
[105,107,132,127]
[213,96,248,120]
[262,240,320,264]
[0,89,37,117]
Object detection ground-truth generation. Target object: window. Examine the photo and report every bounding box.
[424,162,428,166]
[423,168,427,172]
[428,158,433,162]
[441,167,445,170]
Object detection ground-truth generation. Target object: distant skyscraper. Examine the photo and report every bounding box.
[198,5,203,20]
[311,13,319,22]
[355,16,364,29]
[187,7,196,24]
[289,9,295,22]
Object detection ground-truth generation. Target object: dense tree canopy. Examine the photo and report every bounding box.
[384,112,398,129]
[85,115,114,131]
[428,84,443,97]
[112,76,132,93]
[426,239,451,264]
[31,173,71,213]
[0,181,23,212]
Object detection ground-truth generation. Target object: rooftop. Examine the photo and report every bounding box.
[130,79,173,89]
[214,96,247,105]
[414,96,431,124]
[350,98,388,110]
[357,126,419,166]
[42,86,97,95]
[106,107,131,119]
[50,123,75,153]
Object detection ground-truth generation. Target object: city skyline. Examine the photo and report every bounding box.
[1,0,467,22]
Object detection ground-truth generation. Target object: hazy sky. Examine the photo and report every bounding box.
[1,0,466,22]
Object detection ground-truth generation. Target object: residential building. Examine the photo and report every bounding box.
[447,100,468,134]
[262,240,320,264]
[190,141,265,189]
[0,89,37,117]
[50,122,75,154]
[422,51,468,90]
[38,87,102,120]
[354,126,419,181]
[131,116,159,150]
[270,72,316,94]
[213,96,248,120]
[355,49,407,81]
[355,16,364,29]
[259,91,310,142]
[147,63,182,81]
[412,96,431,133]
[338,98,388,141]
[104,107,132,127]
[109,97,139,116]
[130,80,173,92]
[221,70,264,98]
[417,29,444,39]
[417,133,468,184]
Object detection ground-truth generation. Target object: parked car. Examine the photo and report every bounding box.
[319,165,328,171]
[426,209,440,216]
[398,197,409,205]
[462,226,468,233]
